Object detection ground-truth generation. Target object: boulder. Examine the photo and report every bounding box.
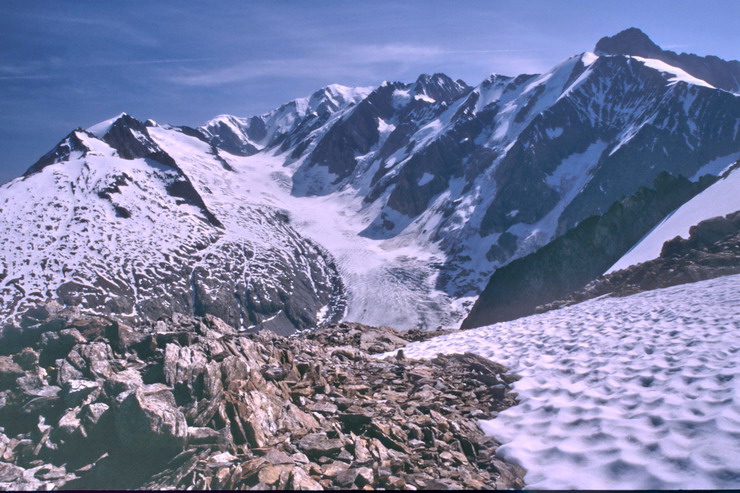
[289,466,324,490]
[12,348,39,372]
[297,434,345,459]
[0,356,24,390]
[115,386,188,457]
[104,368,144,396]
[62,379,101,408]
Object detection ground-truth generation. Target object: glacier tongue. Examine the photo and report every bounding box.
[148,125,467,330]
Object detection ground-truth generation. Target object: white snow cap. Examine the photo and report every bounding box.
[87,112,129,138]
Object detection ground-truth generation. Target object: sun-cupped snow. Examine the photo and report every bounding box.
[391,274,740,490]
[0,133,216,322]
[607,164,740,273]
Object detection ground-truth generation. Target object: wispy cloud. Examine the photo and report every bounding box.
[0,58,219,82]
[74,58,218,68]
[0,75,54,80]
[9,12,161,48]
[663,43,694,51]
[167,43,545,87]
[167,58,368,87]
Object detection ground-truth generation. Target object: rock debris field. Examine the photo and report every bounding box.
[0,276,737,490]
[0,306,524,490]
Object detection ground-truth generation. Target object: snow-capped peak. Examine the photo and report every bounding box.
[321,83,374,106]
[87,112,130,138]
[412,73,470,103]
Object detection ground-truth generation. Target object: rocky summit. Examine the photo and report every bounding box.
[0,306,524,490]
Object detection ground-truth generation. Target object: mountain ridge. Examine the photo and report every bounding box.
[2,28,738,333]
[594,27,740,93]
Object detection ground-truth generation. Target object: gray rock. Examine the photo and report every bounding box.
[19,385,61,417]
[62,379,101,408]
[336,466,374,487]
[261,364,289,382]
[289,466,324,490]
[12,349,39,372]
[0,356,24,390]
[186,426,230,449]
[297,433,344,459]
[0,462,25,482]
[104,368,144,396]
[39,329,86,367]
[115,386,188,457]
[263,449,294,465]
[309,400,338,415]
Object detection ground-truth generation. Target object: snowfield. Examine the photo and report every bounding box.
[391,274,740,489]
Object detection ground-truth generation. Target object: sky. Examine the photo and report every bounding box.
[1,0,738,184]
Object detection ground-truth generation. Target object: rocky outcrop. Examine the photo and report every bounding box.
[462,172,715,329]
[0,308,524,490]
[537,210,740,312]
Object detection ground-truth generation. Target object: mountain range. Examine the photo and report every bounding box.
[1,28,738,333]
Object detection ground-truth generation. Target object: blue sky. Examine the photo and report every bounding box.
[1,1,738,184]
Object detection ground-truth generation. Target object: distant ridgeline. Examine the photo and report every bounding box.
[0,28,738,334]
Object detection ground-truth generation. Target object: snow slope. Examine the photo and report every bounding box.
[393,274,740,490]
[607,165,740,273]
[0,126,344,332]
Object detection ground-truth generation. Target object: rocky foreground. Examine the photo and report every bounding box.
[0,304,524,490]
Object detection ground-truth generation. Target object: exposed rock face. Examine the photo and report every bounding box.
[537,210,740,312]
[0,309,524,490]
[462,172,715,329]
[594,27,740,93]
